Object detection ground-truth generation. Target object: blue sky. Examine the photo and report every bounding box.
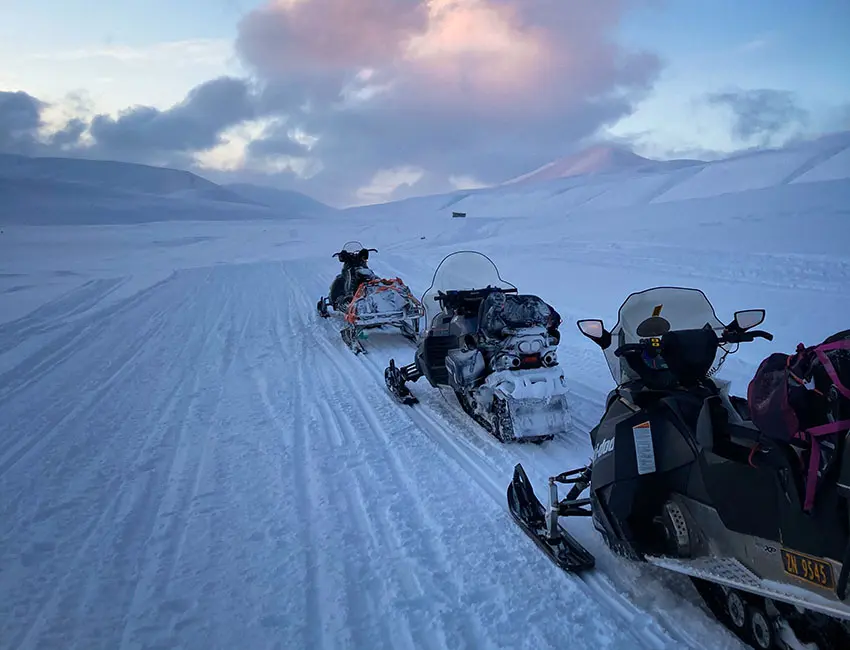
[1,0,848,205]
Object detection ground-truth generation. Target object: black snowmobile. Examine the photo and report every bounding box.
[506,286,850,649]
[384,250,570,443]
[317,240,424,353]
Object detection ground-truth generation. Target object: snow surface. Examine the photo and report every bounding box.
[1,134,849,650]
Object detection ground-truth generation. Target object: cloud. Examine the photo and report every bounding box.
[85,76,257,165]
[0,91,45,155]
[234,0,662,205]
[707,87,809,146]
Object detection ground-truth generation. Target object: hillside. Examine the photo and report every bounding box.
[344,131,850,222]
[0,154,256,203]
[501,144,703,185]
[225,183,336,215]
[0,154,335,225]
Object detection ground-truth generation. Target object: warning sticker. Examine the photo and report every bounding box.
[632,421,657,475]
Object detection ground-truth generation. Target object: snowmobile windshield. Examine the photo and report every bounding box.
[342,241,363,254]
[604,287,726,385]
[421,251,517,325]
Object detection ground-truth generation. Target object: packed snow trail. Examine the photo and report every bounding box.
[0,259,749,650]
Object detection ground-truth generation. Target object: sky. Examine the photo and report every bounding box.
[1,0,848,207]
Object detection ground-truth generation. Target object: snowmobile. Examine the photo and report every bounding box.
[506,286,850,649]
[317,240,425,354]
[384,250,570,443]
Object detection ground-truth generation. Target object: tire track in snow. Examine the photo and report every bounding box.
[118,283,237,649]
[281,264,480,650]
[4,270,227,650]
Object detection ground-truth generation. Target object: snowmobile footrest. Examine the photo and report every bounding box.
[385,359,419,405]
[646,555,850,622]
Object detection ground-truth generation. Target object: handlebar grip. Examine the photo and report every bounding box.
[750,330,774,341]
[614,343,645,357]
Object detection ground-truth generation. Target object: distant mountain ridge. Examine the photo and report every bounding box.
[0,153,336,224]
[0,153,260,205]
[224,183,336,215]
[502,144,704,185]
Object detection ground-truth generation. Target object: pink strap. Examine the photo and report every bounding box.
[814,341,850,399]
[799,418,850,511]
[803,438,821,511]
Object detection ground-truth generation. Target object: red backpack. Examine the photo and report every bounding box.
[747,331,850,511]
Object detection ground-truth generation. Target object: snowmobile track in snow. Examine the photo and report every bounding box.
[0,261,745,650]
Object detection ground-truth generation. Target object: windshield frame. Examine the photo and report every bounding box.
[421,251,517,325]
[601,286,727,385]
[342,240,364,253]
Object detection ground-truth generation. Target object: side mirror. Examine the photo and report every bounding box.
[733,309,765,331]
[577,319,612,349]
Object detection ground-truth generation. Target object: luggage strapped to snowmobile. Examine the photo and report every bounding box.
[343,277,424,328]
[748,335,850,512]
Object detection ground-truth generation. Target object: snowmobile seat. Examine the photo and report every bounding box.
[696,395,756,464]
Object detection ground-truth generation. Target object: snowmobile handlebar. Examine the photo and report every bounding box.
[433,286,518,302]
[613,327,774,358]
[332,248,378,258]
[720,329,774,344]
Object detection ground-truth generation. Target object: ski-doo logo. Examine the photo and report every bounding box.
[593,436,615,460]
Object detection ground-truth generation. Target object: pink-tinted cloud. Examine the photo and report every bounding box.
[235,0,661,204]
[237,0,427,74]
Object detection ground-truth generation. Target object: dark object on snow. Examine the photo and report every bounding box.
[452,211,466,218]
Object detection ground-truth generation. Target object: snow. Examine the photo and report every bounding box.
[1,133,849,650]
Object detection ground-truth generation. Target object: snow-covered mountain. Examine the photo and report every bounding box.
[344,131,850,221]
[0,153,257,203]
[225,182,336,216]
[501,144,703,185]
[0,154,333,225]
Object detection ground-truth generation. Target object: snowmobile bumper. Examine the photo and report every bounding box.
[485,366,571,441]
[507,463,595,571]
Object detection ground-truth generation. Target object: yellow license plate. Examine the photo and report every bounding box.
[781,549,835,590]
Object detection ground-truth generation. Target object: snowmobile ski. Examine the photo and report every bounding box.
[506,463,595,571]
